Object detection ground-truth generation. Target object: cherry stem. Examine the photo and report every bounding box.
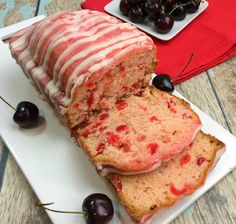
[0,96,16,111]
[172,53,194,82]
[169,3,189,15]
[36,202,87,216]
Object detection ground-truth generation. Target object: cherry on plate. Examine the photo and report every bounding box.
[83,193,114,224]
[170,2,187,21]
[120,0,132,16]
[13,101,39,128]
[154,14,174,34]
[128,5,146,23]
[37,193,114,224]
[152,74,174,92]
[144,0,163,18]
[186,0,199,13]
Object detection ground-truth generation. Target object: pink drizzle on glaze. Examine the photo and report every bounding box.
[9,10,154,110]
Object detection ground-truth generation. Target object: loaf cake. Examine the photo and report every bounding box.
[9,10,156,129]
[77,87,201,175]
[9,9,225,224]
[9,9,202,175]
[108,131,225,223]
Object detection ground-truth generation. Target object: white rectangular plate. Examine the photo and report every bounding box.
[1,16,236,224]
[104,0,208,41]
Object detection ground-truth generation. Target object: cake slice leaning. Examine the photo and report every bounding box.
[76,87,201,175]
[107,131,225,224]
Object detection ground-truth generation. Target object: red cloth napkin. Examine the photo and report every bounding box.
[81,0,236,83]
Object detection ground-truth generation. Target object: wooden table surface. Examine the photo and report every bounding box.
[0,1,236,224]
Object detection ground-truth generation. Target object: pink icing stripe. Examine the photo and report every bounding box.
[38,17,118,67]
[27,12,64,56]
[55,26,139,89]
[10,10,154,107]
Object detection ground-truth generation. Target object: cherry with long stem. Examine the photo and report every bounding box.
[36,202,86,215]
[0,96,16,111]
[152,53,195,92]
[172,52,194,82]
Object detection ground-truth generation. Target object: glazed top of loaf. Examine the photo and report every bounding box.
[10,10,155,106]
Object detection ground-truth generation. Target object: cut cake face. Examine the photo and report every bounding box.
[107,131,225,223]
[77,87,202,175]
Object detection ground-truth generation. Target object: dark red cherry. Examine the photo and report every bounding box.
[13,101,39,128]
[152,53,194,93]
[128,5,146,23]
[82,193,114,224]
[130,0,145,4]
[154,14,174,34]
[186,0,199,13]
[170,3,187,20]
[178,0,189,2]
[0,96,40,128]
[152,75,174,92]
[162,0,176,11]
[144,0,163,18]
[119,0,132,16]
[37,193,114,224]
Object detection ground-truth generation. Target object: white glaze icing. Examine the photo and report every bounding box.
[10,10,154,109]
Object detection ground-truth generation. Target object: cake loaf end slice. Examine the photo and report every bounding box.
[107,131,225,223]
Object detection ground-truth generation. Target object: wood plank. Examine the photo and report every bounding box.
[0,153,52,224]
[174,71,236,224]
[44,0,81,15]
[208,55,236,135]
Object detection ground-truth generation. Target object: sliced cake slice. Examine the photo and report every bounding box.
[76,87,202,175]
[107,131,225,224]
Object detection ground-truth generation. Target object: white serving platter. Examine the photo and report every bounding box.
[1,16,236,224]
[104,0,208,41]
